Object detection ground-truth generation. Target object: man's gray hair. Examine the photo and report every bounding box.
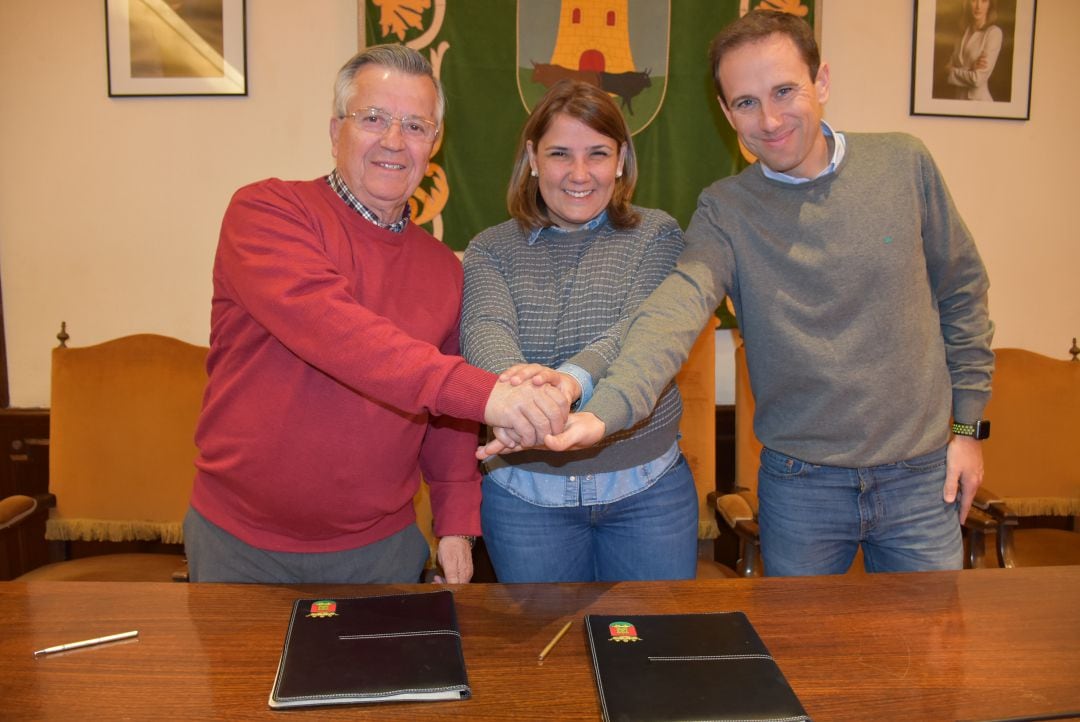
[333,44,446,125]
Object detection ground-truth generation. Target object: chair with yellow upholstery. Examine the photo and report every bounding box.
[0,494,51,579]
[674,319,719,536]
[3,331,207,581]
[674,317,735,579]
[973,345,1080,567]
[711,332,763,576]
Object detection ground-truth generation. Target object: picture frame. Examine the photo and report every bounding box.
[105,0,247,97]
[910,0,1036,120]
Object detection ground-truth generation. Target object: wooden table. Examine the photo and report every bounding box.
[2,567,1078,721]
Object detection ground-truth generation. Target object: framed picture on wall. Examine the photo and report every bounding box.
[105,0,247,97]
[910,0,1036,120]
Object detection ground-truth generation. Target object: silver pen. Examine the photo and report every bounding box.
[33,630,139,656]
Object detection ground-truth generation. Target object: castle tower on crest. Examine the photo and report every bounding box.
[549,1,635,73]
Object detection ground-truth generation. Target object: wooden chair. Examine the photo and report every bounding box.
[0,494,50,579]
[710,333,764,576]
[0,331,207,581]
[972,345,1080,567]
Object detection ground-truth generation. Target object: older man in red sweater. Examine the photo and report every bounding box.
[184,45,567,585]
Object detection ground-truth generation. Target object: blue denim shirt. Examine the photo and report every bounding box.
[485,440,681,508]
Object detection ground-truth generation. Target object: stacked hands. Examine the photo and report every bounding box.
[479,364,606,458]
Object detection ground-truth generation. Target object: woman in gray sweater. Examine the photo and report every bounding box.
[460,80,697,582]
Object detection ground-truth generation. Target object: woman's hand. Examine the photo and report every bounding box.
[499,363,581,406]
[544,412,606,452]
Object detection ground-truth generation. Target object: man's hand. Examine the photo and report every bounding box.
[475,424,531,458]
[433,536,473,584]
[483,380,569,448]
[500,363,581,406]
[944,435,984,523]
[544,412,606,452]
[475,425,524,459]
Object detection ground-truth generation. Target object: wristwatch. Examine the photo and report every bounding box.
[951,420,990,440]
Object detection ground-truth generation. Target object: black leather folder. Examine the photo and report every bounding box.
[269,590,470,709]
[585,612,809,721]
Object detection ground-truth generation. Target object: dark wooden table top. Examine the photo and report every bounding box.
[1,566,1078,721]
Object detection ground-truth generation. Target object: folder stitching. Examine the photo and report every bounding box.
[647,654,775,662]
[338,629,461,640]
[299,683,468,701]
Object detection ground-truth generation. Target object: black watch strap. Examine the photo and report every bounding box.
[951,420,990,440]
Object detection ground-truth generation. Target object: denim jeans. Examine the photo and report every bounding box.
[480,454,699,582]
[756,445,963,576]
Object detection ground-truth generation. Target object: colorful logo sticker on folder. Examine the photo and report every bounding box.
[306,600,339,618]
[608,621,641,642]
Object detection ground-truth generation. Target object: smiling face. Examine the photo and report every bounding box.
[526,113,626,230]
[718,33,831,180]
[329,65,438,224]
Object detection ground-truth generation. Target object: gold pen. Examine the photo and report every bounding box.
[33,630,139,657]
[538,620,573,662]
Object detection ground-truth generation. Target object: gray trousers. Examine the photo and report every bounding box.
[183,507,430,584]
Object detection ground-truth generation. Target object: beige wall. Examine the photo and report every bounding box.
[0,0,360,407]
[822,0,1078,359]
[1,1,1077,408]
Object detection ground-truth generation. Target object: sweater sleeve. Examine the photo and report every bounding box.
[419,292,483,538]
[216,181,496,422]
[460,231,528,373]
[916,140,995,423]
[586,192,733,433]
[564,213,686,381]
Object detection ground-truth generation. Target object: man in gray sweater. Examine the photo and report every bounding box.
[531,10,995,576]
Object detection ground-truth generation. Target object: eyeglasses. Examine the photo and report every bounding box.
[341,107,440,142]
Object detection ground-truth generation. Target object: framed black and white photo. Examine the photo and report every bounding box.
[105,0,247,97]
[911,0,1036,120]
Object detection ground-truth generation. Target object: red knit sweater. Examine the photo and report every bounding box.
[191,178,496,552]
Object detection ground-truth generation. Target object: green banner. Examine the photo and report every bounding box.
[365,0,815,251]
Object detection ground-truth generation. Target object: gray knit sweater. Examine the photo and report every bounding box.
[587,133,994,468]
[461,207,684,474]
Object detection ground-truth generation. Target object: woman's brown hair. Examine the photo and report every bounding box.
[507,80,639,230]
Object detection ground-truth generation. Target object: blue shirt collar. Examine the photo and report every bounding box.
[526,209,609,245]
[759,120,846,185]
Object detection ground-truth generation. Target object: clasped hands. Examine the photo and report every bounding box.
[480,364,606,459]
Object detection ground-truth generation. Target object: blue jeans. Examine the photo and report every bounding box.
[480,455,699,582]
[756,446,963,576]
